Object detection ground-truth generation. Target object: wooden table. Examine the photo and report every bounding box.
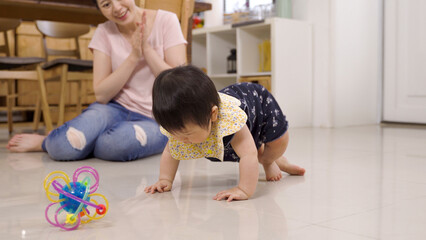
[0,0,105,24]
[0,0,211,24]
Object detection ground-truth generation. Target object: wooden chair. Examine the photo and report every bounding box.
[0,18,52,134]
[35,20,93,127]
[138,0,195,61]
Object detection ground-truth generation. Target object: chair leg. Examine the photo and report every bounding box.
[58,65,68,126]
[7,79,14,134]
[37,65,53,133]
[33,93,41,131]
[77,81,82,114]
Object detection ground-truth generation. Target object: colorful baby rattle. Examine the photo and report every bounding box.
[43,166,109,230]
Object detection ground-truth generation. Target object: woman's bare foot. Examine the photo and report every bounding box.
[262,162,283,181]
[6,134,46,153]
[276,156,306,175]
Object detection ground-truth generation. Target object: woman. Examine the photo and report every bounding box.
[7,0,187,161]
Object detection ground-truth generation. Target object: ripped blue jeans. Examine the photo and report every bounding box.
[42,101,168,161]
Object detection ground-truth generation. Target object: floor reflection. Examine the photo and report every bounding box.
[1,125,426,239]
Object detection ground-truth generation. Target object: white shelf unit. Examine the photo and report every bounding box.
[192,18,312,127]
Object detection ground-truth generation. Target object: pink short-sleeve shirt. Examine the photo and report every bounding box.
[88,10,187,118]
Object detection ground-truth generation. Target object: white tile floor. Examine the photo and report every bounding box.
[1,124,426,239]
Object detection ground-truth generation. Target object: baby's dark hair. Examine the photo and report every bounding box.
[91,0,99,9]
[152,65,220,133]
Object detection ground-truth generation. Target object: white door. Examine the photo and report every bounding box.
[384,0,426,124]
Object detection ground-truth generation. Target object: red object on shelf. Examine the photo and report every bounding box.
[192,15,204,29]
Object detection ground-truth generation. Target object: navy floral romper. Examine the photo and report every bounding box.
[209,82,288,162]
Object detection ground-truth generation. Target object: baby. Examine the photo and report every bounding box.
[145,65,305,201]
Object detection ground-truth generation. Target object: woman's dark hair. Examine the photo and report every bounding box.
[91,0,99,9]
[152,65,220,132]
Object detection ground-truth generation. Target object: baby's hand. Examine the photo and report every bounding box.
[213,186,249,202]
[144,179,172,194]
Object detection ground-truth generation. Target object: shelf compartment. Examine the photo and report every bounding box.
[192,33,207,71]
[209,75,237,90]
[238,75,271,91]
[239,72,271,77]
[237,24,271,76]
[207,29,237,76]
[210,73,237,78]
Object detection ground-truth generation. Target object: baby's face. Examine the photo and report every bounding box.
[171,122,211,144]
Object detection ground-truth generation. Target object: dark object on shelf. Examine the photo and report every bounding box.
[227,49,237,74]
[231,19,265,28]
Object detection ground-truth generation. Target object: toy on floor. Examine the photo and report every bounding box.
[43,166,109,230]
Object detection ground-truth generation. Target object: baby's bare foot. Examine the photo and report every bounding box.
[262,162,283,181]
[276,156,306,175]
[6,134,46,153]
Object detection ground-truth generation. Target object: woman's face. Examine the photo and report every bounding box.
[97,0,138,24]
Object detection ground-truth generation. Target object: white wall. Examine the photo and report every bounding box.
[293,0,332,127]
[204,0,224,27]
[292,0,382,127]
[333,0,382,127]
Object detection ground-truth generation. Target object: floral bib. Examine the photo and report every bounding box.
[160,93,247,161]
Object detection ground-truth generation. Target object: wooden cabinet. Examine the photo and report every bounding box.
[192,18,313,127]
